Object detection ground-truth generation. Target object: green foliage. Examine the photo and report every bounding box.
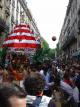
[32,48,43,64]
[32,48,55,64]
[48,49,55,59]
[42,40,49,50]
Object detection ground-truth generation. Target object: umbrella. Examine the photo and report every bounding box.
[2,23,40,49]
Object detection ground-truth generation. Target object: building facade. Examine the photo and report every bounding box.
[0,0,10,33]
[0,0,40,36]
[0,0,10,24]
[59,0,80,59]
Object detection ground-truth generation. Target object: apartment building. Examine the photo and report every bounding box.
[9,0,40,37]
[59,0,80,59]
[0,0,10,31]
[0,0,40,35]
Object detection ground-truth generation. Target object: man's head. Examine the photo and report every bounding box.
[24,72,45,96]
[0,83,27,107]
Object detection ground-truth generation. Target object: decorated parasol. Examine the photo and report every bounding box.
[2,23,40,51]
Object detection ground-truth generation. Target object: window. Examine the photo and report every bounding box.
[11,15,14,23]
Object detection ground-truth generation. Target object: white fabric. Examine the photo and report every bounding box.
[8,32,31,37]
[40,70,44,75]
[14,27,29,30]
[3,39,39,44]
[27,95,51,107]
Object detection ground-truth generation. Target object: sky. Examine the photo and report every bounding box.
[27,0,69,49]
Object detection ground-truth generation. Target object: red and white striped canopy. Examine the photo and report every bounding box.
[3,23,40,49]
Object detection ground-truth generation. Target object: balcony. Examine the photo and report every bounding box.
[61,30,76,50]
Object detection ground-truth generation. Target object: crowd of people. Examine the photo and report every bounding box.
[0,54,80,107]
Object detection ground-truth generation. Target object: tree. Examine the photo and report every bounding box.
[48,49,55,59]
[32,36,56,64]
[32,48,55,64]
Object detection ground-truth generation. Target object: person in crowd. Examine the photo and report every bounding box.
[0,66,3,83]
[70,67,76,81]
[63,69,72,86]
[75,66,80,92]
[24,72,56,107]
[75,66,80,106]
[0,83,26,107]
[53,75,79,107]
[40,62,54,97]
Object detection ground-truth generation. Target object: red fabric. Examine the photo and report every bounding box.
[36,92,43,96]
[3,43,37,48]
[5,35,36,41]
[3,23,39,49]
[14,24,30,29]
[64,79,72,85]
[14,29,31,33]
[14,24,27,28]
[11,70,23,81]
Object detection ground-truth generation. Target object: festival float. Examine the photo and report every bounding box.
[2,23,40,82]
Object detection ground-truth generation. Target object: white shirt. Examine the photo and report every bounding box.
[40,70,50,90]
[27,95,51,107]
